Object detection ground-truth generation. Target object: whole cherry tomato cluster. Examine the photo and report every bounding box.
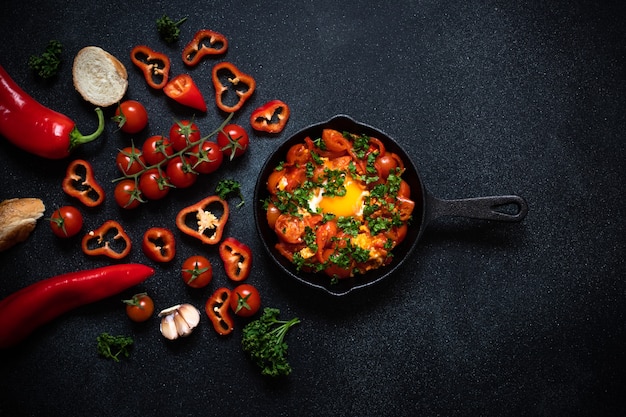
[113,116,249,209]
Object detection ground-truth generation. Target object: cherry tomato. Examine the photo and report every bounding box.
[274,213,305,244]
[229,284,261,317]
[217,124,249,161]
[114,179,143,209]
[181,255,213,288]
[49,206,83,238]
[123,293,154,322]
[139,168,170,200]
[142,135,174,166]
[116,146,145,175]
[169,120,201,151]
[113,100,148,134]
[375,153,399,180]
[188,141,223,174]
[166,156,198,188]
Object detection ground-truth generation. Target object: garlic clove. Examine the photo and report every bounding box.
[160,314,179,340]
[158,303,201,340]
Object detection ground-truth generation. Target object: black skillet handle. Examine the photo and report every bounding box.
[426,194,529,223]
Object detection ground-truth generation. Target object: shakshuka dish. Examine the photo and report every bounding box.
[263,128,415,281]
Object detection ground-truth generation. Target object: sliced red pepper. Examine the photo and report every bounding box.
[182,29,228,66]
[218,237,252,282]
[250,99,291,134]
[142,227,176,263]
[130,45,171,89]
[204,287,234,336]
[163,74,207,112]
[62,159,105,207]
[175,195,229,245]
[211,62,256,113]
[82,220,132,259]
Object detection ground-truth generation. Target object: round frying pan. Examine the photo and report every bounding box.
[253,115,528,296]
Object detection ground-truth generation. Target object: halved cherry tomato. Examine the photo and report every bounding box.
[218,237,252,281]
[274,213,305,244]
[181,255,213,288]
[49,206,83,238]
[139,168,170,200]
[123,293,154,322]
[216,124,249,161]
[229,284,261,317]
[142,135,174,166]
[166,155,197,188]
[170,120,201,151]
[116,146,145,175]
[142,227,176,263]
[114,179,143,209]
[113,100,148,134]
[188,141,223,174]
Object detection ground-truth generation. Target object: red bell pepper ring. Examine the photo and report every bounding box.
[130,45,171,89]
[182,29,228,66]
[211,62,256,113]
[204,287,234,336]
[82,220,132,259]
[0,65,105,159]
[142,227,176,263]
[250,99,291,134]
[175,195,229,245]
[0,264,154,348]
[62,159,105,207]
[219,237,253,282]
[163,74,207,112]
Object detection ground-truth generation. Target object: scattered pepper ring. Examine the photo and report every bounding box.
[142,227,176,263]
[62,159,105,207]
[211,62,256,113]
[175,195,229,245]
[130,45,171,89]
[182,29,228,66]
[205,287,234,336]
[250,99,290,134]
[82,220,132,259]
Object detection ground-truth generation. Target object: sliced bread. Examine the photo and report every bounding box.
[72,46,128,107]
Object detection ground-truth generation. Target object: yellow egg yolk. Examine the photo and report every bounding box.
[316,177,367,217]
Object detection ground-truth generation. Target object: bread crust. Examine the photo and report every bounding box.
[72,46,128,107]
[0,198,45,252]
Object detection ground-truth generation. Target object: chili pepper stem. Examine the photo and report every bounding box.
[69,107,105,151]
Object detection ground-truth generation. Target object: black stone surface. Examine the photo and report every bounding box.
[1,1,625,416]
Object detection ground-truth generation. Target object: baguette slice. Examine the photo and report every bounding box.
[0,198,45,252]
[72,46,128,107]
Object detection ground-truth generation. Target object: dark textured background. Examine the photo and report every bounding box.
[1,1,625,416]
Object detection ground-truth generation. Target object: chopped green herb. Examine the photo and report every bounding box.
[96,332,133,362]
[156,14,188,43]
[216,179,245,208]
[28,40,62,79]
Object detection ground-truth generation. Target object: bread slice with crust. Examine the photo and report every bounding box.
[72,46,128,107]
[0,198,45,252]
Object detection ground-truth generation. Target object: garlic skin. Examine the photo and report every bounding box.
[159,304,201,340]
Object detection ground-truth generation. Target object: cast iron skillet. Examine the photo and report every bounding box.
[253,115,528,296]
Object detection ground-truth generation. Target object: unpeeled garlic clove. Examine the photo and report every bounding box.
[158,303,201,340]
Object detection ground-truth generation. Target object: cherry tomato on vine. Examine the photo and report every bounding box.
[217,124,249,160]
[229,284,261,317]
[142,135,174,166]
[181,255,213,288]
[123,293,155,322]
[114,179,143,209]
[189,141,223,174]
[116,146,145,175]
[170,120,201,151]
[49,206,83,238]
[113,100,148,134]
[166,156,198,188]
[139,169,170,200]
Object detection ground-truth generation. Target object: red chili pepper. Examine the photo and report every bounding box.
[204,287,234,336]
[0,264,154,348]
[250,99,291,134]
[130,45,171,89]
[61,159,105,207]
[163,74,207,112]
[176,195,229,245]
[182,29,228,66]
[82,220,132,259]
[142,227,176,263]
[211,62,256,113]
[0,65,105,159]
[219,237,253,282]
